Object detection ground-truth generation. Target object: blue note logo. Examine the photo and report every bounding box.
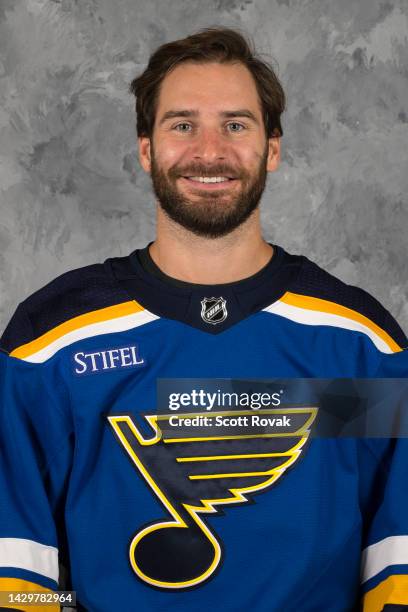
[72,344,145,375]
[108,407,317,590]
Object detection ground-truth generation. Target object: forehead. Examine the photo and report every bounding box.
[155,61,263,118]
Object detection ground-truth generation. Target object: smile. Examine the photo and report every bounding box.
[187,176,230,183]
[180,176,238,190]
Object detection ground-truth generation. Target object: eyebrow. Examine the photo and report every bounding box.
[158,109,260,126]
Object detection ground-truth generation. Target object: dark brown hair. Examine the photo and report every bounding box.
[129,27,286,139]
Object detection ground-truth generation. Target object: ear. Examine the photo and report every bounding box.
[266,137,281,172]
[138,136,152,173]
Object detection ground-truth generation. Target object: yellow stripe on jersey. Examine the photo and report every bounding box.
[10,300,148,361]
[0,577,59,611]
[279,292,402,353]
[363,574,408,612]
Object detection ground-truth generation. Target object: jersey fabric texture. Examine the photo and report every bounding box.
[0,244,408,612]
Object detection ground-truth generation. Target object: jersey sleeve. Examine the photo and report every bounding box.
[0,350,74,611]
[361,352,408,611]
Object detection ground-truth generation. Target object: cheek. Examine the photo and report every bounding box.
[232,139,265,163]
[237,149,264,170]
[155,141,188,167]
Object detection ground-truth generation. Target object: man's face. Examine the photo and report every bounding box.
[139,61,280,238]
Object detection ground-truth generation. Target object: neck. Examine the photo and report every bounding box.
[149,206,273,284]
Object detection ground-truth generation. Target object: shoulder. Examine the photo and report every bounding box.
[0,258,135,356]
[268,249,407,354]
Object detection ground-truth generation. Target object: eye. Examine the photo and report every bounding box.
[227,122,245,132]
[174,123,192,132]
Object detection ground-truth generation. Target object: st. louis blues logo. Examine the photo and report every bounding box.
[200,296,228,324]
[108,408,317,590]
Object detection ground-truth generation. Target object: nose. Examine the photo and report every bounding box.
[191,127,228,163]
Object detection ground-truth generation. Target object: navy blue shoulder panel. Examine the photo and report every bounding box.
[2,248,406,352]
[0,263,131,354]
[291,257,408,349]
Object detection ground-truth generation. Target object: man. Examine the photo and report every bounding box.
[0,27,407,612]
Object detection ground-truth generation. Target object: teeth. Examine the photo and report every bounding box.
[188,176,230,183]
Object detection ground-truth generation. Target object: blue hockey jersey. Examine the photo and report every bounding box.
[1,244,408,612]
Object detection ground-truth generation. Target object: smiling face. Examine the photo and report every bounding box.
[138,61,280,238]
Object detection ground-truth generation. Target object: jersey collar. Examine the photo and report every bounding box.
[106,243,301,334]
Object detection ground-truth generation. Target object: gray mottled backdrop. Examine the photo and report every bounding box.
[0,0,407,333]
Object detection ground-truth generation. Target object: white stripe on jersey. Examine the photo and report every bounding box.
[361,535,408,582]
[0,537,59,582]
[25,309,159,363]
[263,300,393,354]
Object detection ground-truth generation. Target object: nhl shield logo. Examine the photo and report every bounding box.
[201,297,228,325]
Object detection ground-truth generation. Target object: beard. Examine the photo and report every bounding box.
[149,143,269,238]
